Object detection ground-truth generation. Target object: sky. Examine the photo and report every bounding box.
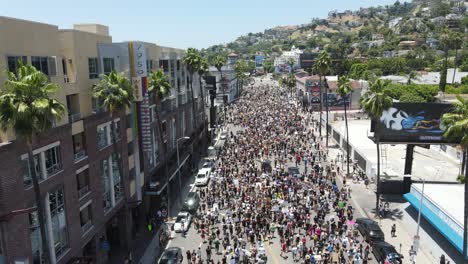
[1,0,404,49]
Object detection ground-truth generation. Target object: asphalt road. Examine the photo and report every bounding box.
[160,76,380,264]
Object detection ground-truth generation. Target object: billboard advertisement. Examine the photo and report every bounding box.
[310,84,321,105]
[255,55,264,68]
[323,93,351,110]
[375,103,456,144]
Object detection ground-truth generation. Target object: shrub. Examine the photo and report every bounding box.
[399,93,426,103]
[446,85,468,94]
[457,175,465,184]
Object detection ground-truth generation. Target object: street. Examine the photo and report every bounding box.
[157,77,383,264]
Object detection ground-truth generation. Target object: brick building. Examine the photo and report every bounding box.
[0,16,207,264]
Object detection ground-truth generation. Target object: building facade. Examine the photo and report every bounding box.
[0,16,206,264]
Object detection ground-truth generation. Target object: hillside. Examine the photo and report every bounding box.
[201,0,468,73]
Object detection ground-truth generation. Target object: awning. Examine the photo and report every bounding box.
[145,155,190,196]
[404,192,464,253]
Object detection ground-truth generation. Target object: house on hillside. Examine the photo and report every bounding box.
[426,38,439,49]
[389,17,403,29]
[446,13,462,29]
[431,16,446,27]
[399,40,417,49]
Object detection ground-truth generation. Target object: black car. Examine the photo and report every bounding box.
[372,241,403,264]
[356,218,385,242]
[159,247,183,264]
[182,192,200,212]
[288,166,300,177]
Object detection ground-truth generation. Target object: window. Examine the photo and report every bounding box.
[101,158,112,212]
[103,58,115,75]
[22,154,41,188]
[113,120,121,140]
[97,125,110,150]
[88,58,99,79]
[101,153,123,212]
[7,56,27,75]
[31,56,49,75]
[80,204,93,233]
[76,168,90,199]
[112,153,123,201]
[146,60,153,73]
[49,187,69,257]
[149,128,159,168]
[29,210,43,264]
[159,60,169,72]
[176,60,180,71]
[62,58,69,83]
[97,120,121,150]
[44,146,61,176]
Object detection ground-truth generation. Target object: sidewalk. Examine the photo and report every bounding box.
[138,148,211,264]
[325,138,438,264]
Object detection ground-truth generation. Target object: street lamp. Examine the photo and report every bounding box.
[177,136,190,204]
[412,177,425,262]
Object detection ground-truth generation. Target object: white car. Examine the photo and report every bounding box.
[195,168,211,186]
[173,212,192,233]
[220,132,228,140]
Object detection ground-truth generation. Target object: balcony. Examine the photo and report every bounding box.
[73,133,87,162]
[68,113,82,123]
[161,98,176,113]
[81,221,93,234]
[78,185,90,199]
[46,164,62,176]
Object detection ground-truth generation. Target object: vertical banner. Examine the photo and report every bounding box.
[129,42,151,152]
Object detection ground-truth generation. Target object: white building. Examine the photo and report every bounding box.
[274,46,303,66]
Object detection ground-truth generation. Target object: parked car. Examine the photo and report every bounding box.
[159,247,183,263]
[202,159,214,170]
[356,218,385,242]
[220,131,228,140]
[288,166,300,177]
[182,192,200,212]
[372,241,403,264]
[173,211,192,233]
[195,168,211,186]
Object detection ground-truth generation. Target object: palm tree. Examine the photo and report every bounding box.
[214,55,227,78]
[286,73,297,96]
[315,51,331,146]
[92,70,133,214]
[441,95,468,258]
[287,58,296,73]
[337,75,353,177]
[147,69,172,213]
[406,71,420,85]
[0,63,66,263]
[234,59,248,95]
[439,29,463,92]
[183,48,201,131]
[197,57,210,126]
[359,79,393,213]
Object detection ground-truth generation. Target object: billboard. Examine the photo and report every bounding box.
[310,84,321,105]
[255,55,264,68]
[323,93,351,110]
[375,103,456,144]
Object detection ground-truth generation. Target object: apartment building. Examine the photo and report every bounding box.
[0,16,207,264]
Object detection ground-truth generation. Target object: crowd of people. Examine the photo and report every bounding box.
[184,81,373,264]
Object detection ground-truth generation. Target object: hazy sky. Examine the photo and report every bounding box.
[1,0,404,49]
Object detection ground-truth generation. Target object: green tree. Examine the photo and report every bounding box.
[147,69,172,210]
[314,51,331,146]
[92,70,133,214]
[214,55,227,77]
[0,63,66,263]
[440,30,463,92]
[407,71,420,85]
[441,95,468,258]
[285,73,297,95]
[183,48,202,130]
[359,79,393,213]
[234,59,248,94]
[336,75,353,176]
